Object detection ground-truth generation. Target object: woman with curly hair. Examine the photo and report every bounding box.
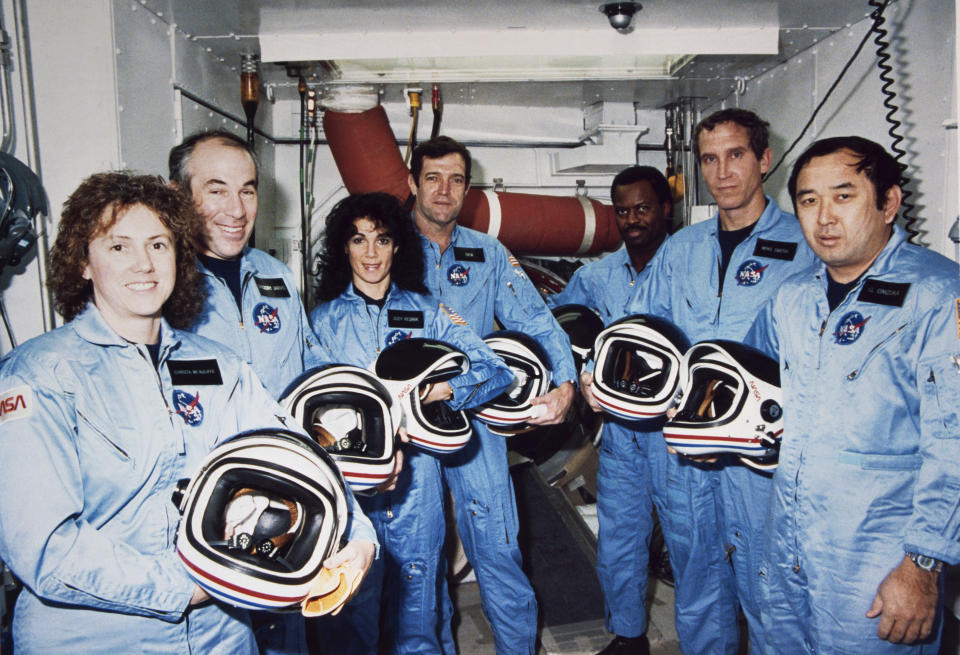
[309,192,512,654]
[0,172,375,653]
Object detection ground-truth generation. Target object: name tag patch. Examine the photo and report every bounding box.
[753,239,798,261]
[167,359,224,386]
[858,280,910,307]
[255,277,291,298]
[388,310,424,329]
[0,385,33,424]
[454,247,485,263]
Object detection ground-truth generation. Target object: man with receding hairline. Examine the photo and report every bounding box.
[748,136,960,654]
[585,109,817,654]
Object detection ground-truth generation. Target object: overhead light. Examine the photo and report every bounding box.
[599,2,642,34]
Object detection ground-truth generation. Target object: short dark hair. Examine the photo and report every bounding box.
[611,165,673,214]
[168,129,259,193]
[315,192,428,302]
[409,136,472,186]
[788,136,903,212]
[48,171,206,327]
[694,108,770,161]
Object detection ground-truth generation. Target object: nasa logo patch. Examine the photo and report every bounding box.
[385,329,411,347]
[834,311,870,345]
[252,302,281,334]
[172,389,204,426]
[447,264,470,287]
[735,260,769,286]
[0,385,33,425]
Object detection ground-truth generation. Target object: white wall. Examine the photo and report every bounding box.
[707,0,957,260]
[0,0,276,355]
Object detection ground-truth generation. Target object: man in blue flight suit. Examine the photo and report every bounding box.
[169,130,330,399]
[168,131,342,654]
[547,166,672,655]
[407,136,578,655]
[584,109,817,655]
[748,136,960,655]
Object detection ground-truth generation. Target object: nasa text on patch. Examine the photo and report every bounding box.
[753,239,798,261]
[858,280,910,307]
[388,310,425,329]
[0,385,33,425]
[454,247,485,262]
[167,359,224,386]
[254,277,291,298]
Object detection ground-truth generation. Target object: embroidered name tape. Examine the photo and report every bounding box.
[858,280,911,307]
[454,247,485,263]
[753,239,798,261]
[388,310,424,328]
[255,277,291,298]
[167,359,224,386]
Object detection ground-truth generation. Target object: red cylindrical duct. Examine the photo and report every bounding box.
[323,106,620,256]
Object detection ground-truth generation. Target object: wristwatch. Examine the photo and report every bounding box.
[907,552,944,573]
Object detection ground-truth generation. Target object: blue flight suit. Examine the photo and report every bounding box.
[625,198,817,654]
[0,304,369,654]
[548,244,660,639]
[418,224,578,655]
[747,225,960,654]
[186,247,331,398]
[310,283,513,655]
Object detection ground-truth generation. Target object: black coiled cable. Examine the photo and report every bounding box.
[868,0,918,241]
[765,0,919,243]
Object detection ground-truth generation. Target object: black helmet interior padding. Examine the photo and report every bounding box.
[194,457,338,580]
[674,367,742,425]
[302,389,388,458]
[601,341,674,398]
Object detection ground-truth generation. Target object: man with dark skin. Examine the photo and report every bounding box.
[549,166,672,655]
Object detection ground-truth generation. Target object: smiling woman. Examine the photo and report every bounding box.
[0,171,316,654]
[48,172,206,333]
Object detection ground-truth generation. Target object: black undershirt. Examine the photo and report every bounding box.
[353,283,386,309]
[826,272,861,312]
[716,222,756,296]
[145,341,161,369]
[199,254,243,310]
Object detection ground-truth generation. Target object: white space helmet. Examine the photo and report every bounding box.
[279,365,401,492]
[474,331,553,435]
[552,304,604,373]
[174,429,348,611]
[592,314,689,424]
[664,340,783,471]
[374,338,472,454]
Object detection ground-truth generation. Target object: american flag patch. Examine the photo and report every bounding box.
[955,298,959,339]
[508,254,522,267]
[440,303,468,326]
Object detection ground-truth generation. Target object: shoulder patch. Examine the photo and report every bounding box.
[439,303,468,326]
[955,298,959,339]
[0,385,33,425]
[507,254,522,268]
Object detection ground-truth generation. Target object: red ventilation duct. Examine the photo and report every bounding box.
[323,106,621,256]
